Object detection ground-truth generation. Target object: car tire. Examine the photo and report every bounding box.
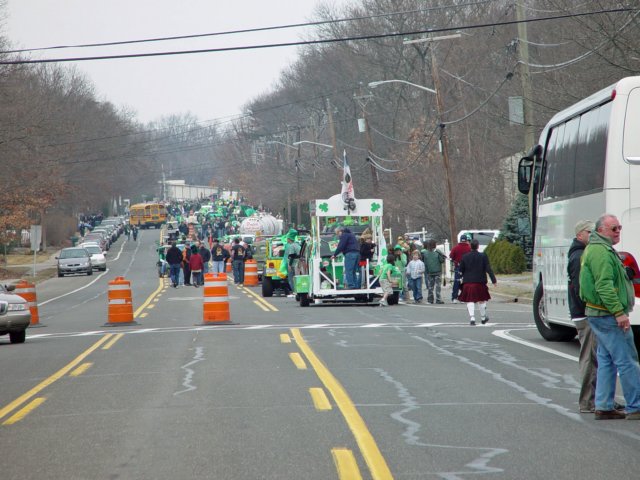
[262,277,274,297]
[58,271,64,277]
[387,291,399,305]
[9,330,26,344]
[299,293,310,307]
[533,282,576,341]
[87,269,93,276]
[100,267,107,271]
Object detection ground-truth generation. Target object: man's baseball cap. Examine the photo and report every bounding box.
[460,234,469,241]
[575,220,595,235]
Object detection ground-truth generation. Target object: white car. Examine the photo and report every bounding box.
[79,243,107,271]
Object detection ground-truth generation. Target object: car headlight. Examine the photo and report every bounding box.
[8,303,26,311]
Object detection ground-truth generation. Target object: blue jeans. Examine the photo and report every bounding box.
[169,264,181,286]
[232,260,244,284]
[202,262,209,274]
[409,277,423,301]
[452,268,462,300]
[588,316,640,412]
[344,251,360,289]
[212,261,225,274]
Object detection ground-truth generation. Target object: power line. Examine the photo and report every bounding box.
[0,8,634,65]
[1,0,497,55]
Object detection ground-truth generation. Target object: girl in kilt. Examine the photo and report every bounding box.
[458,239,497,325]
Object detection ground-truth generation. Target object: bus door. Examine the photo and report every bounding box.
[624,88,640,233]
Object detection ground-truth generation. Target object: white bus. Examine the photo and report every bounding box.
[517,76,640,348]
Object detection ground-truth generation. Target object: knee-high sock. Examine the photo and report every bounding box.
[479,302,487,318]
[466,302,475,318]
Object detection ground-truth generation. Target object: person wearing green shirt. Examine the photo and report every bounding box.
[379,254,398,307]
[283,229,301,297]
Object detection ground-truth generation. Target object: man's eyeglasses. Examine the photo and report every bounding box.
[610,225,623,232]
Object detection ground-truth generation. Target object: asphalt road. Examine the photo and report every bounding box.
[2,229,640,479]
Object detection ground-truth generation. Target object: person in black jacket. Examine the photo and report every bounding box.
[568,219,598,413]
[165,242,183,288]
[458,239,497,325]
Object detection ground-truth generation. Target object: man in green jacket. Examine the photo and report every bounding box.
[579,213,640,420]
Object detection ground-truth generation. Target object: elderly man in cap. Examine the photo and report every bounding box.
[568,219,599,413]
[449,234,471,303]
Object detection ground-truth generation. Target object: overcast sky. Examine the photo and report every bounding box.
[5,0,349,125]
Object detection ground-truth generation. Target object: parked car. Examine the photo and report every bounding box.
[83,233,108,251]
[57,247,93,277]
[0,283,31,344]
[79,243,107,271]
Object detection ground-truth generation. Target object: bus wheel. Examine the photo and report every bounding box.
[533,283,576,341]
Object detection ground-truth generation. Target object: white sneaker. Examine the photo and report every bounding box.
[379,301,388,307]
[287,294,295,298]
[452,299,460,304]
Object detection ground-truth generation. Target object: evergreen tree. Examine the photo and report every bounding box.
[500,193,532,268]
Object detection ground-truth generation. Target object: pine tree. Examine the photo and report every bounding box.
[500,193,532,267]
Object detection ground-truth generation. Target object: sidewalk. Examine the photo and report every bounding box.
[0,249,61,285]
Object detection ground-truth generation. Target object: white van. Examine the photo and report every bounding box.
[457,230,500,252]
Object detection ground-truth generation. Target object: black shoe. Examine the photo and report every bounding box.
[481,316,489,325]
[595,409,626,420]
[436,300,444,304]
[470,320,476,326]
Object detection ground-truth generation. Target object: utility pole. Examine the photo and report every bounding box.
[429,43,458,245]
[295,129,302,226]
[516,1,535,152]
[355,91,380,195]
[325,98,340,173]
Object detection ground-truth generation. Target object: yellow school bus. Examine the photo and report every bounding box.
[129,203,167,229]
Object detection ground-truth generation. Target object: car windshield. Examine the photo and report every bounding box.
[84,246,102,254]
[60,249,88,259]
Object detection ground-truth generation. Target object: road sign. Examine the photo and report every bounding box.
[30,225,42,252]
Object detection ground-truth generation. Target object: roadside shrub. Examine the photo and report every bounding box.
[485,240,527,274]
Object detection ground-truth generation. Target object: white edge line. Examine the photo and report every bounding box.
[492,329,578,362]
[39,239,128,306]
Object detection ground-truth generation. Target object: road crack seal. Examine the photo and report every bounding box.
[374,367,507,479]
[174,346,205,396]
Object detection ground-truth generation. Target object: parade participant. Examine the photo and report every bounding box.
[458,239,497,325]
[580,214,640,420]
[211,239,230,274]
[165,241,183,288]
[393,245,408,302]
[449,234,471,303]
[283,229,301,298]
[198,241,211,275]
[189,245,204,287]
[231,237,249,285]
[132,225,138,241]
[379,254,398,307]
[406,250,425,304]
[359,234,376,288]
[568,220,598,413]
[331,227,360,289]
[182,241,192,286]
[422,240,446,304]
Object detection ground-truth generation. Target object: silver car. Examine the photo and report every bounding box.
[79,243,107,271]
[57,247,93,277]
[0,284,31,344]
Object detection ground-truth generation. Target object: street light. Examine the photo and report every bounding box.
[368,76,457,245]
[292,140,333,149]
[266,140,297,149]
[368,79,436,95]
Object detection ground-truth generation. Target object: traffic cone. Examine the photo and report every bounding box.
[14,280,43,327]
[244,259,258,286]
[105,276,138,326]
[202,273,231,324]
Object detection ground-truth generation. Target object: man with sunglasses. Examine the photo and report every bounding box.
[580,214,640,420]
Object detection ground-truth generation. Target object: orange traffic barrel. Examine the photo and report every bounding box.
[202,273,231,323]
[244,259,258,286]
[225,261,232,273]
[106,276,138,326]
[14,280,41,327]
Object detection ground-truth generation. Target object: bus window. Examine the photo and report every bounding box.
[574,103,609,194]
[624,89,640,163]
